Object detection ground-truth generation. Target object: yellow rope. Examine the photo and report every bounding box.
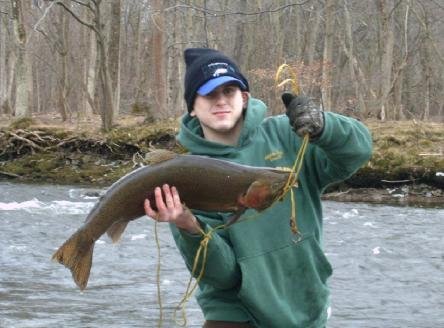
[173,224,225,326]
[275,63,301,95]
[275,62,310,236]
[154,220,163,328]
[278,133,309,235]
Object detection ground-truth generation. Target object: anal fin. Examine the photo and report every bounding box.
[106,220,130,243]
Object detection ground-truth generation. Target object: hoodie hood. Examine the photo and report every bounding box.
[177,97,267,156]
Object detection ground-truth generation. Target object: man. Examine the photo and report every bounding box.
[144,48,372,327]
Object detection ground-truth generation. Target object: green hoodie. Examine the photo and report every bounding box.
[171,97,372,327]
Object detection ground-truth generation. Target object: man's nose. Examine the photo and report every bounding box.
[214,91,227,103]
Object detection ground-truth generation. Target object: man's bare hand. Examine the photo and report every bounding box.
[144,184,201,234]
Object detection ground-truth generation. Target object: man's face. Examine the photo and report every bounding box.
[191,84,248,140]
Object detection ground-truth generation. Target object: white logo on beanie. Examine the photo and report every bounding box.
[213,68,228,76]
[207,62,231,77]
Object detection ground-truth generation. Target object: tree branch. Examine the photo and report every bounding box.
[70,0,93,11]
[45,0,99,34]
[33,0,58,32]
[165,1,311,17]
[411,5,444,65]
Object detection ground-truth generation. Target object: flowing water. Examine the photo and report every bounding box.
[0,182,443,328]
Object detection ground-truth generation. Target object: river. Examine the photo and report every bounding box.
[0,182,443,328]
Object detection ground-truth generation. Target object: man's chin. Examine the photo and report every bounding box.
[212,123,236,133]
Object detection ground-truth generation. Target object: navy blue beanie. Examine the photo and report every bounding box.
[183,48,249,112]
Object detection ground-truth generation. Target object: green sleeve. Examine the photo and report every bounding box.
[169,211,240,290]
[308,112,373,190]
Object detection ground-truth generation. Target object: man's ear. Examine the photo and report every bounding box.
[241,91,250,108]
[189,109,196,117]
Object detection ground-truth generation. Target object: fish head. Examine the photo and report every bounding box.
[238,172,294,211]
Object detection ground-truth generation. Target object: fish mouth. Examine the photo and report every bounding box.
[268,174,297,203]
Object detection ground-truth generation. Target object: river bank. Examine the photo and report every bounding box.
[0,114,443,207]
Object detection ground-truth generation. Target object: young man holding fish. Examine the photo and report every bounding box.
[144,48,372,327]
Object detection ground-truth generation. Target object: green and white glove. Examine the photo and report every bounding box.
[281,92,324,139]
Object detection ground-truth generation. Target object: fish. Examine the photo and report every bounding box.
[52,150,295,290]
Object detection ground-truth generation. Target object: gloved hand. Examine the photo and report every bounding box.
[281,92,324,139]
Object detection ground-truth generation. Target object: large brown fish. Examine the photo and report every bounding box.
[52,150,294,290]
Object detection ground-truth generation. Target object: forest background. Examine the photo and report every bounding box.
[1,0,443,129]
[0,0,443,206]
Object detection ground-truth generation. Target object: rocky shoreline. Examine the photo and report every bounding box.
[322,184,444,208]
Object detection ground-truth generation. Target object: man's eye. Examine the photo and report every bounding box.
[224,87,235,94]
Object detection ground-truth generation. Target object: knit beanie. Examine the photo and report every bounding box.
[183,48,249,112]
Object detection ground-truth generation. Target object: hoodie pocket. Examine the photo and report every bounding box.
[237,235,332,327]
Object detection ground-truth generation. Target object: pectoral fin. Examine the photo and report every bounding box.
[237,180,273,211]
[225,207,247,227]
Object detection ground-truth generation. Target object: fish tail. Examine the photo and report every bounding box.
[52,231,94,291]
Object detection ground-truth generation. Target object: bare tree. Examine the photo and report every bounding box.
[57,1,70,121]
[376,0,395,121]
[108,0,121,117]
[2,0,442,126]
[82,4,97,117]
[150,0,167,119]
[0,11,13,115]
[11,0,32,117]
[321,0,337,111]
[52,0,116,130]
[341,0,368,117]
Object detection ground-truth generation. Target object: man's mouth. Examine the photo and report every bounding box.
[213,111,230,116]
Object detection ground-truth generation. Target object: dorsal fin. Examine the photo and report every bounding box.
[144,149,178,165]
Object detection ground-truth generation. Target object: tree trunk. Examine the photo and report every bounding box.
[270,0,285,64]
[128,3,140,91]
[76,6,93,118]
[32,61,40,113]
[94,0,115,131]
[11,0,31,118]
[420,9,433,121]
[342,0,367,117]
[376,0,395,121]
[393,71,405,120]
[165,1,183,116]
[233,0,248,68]
[421,43,431,121]
[0,17,6,112]
[4,50,16,116]
[150,0,167,119]
[304,5,321,67]
[98,46,114,130]
[321,0,337,110]
[108,0,121,117]
[282,3,303,61]
[58,4,69,121]
[134,5,149,113]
